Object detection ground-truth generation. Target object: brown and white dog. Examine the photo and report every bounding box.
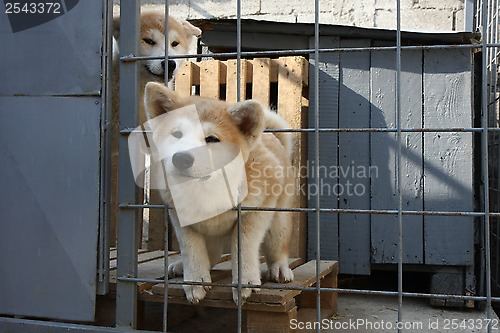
[142,82,295,305]
[112,9,201,122]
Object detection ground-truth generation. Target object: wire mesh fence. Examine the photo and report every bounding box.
[114,1,500,332]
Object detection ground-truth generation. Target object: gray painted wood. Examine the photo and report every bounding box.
[307,36,340,262]
[423,48,474,265]
[0,97,101,321]
[338,39,372,275]
[370,44,424,264]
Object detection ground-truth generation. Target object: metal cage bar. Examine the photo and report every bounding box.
[115,1,141,329]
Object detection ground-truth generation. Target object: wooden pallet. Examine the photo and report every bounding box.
[110,251,338,333]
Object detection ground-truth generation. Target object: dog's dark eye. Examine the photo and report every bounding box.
[172,130,183,139]
[171,41,180,47]
[143,38,156,45]
[205,135,220,143]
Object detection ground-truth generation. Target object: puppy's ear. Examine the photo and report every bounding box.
[228,100,266,146]
[181,20,202,38]
[144,82,180,120]
[113,15,120,40]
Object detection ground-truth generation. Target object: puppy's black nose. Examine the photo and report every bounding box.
[161,60,176,71]
[172,152,194,170]
[161,60,177,80]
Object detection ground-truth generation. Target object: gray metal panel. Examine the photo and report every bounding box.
[338,39,371,275]
[307,36,340,262]
[115,1,141,329]
[423,48,474,265]
[370,44,424,264]
[0,317,159,333]
[0,2,102,96]
[0,96,100,321]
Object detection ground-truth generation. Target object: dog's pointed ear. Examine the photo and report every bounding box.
[113,15,120,40]
[144,82,180,121]
[228,100,266,146]
[181,20,202,38]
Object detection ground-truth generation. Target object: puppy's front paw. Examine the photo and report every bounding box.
[184,284,207,304]
[232,276,261,305]
[183,274,212,304]
[167,260,183,278]
[267,263,294,283]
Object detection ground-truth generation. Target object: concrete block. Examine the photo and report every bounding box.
[143,3,190,19]
[454,9,465,31]
[187,0,260,19]
[261,0,333,15]
[414,0,463,11]
[249,14,298,23]
[375,0,415,10]
[297,11,374,27]
[375,8,454,31]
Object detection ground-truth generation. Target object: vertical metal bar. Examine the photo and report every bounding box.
[464,0,476,32]
[163,2,170,332]
[481,0,493,332]
[236,3,243,333]
[396,0,404,330]
[313,0,321,330]
[116,1,141,329]
[164,0,170,85]
[162,207,169,333]
[97,0,113,297]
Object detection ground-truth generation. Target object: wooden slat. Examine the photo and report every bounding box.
[110,250,176,270]
[139,293,296,313]
[226,59,249,102]
[252,260,336,304]
[199,60,224,99]
[109,251,179,285]
[174,61,197,96]
[198,258,304,302]
[307,36,340,263]
[277,56,308,260]
[251,58,271,105]
[423,48,474,265]
[247,306,297,333]
[370,42,424,264]
[338,39,371,275]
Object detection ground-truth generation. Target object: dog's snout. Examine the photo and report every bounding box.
[172,152,194,170]
[161,60,176,71]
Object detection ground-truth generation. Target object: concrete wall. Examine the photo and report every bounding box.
[137,0,467,31]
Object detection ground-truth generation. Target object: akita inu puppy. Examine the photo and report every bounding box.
[143,82,295,304]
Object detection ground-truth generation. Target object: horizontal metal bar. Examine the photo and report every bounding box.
[119,203,499,218]
[120,127,496,135]
[0,317,159,333]
[119,203,166,209]
[117,276,500,302]
[120,43,486,62]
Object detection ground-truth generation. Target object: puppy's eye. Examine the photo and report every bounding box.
[171,41,180,47]
[205,135,220,143]
[143,38,156,45]
[172,130,183,139]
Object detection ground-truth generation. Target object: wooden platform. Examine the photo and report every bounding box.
[110,250,338,333]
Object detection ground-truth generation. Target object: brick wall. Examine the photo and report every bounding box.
[134,0,466,31]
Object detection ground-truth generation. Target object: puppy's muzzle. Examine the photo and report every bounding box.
[161,60,176,80]
[172,152,194,170]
